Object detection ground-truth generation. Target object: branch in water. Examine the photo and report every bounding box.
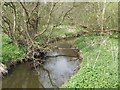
[41,65,59,88]
[46,54,78,58]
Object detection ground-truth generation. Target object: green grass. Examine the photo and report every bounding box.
[1,34,24,63]
[62,34,118,88]
[1,28,119,88]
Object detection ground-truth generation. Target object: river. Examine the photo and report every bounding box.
[2,40,82,88]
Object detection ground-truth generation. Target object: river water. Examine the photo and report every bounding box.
[2,40,82,88]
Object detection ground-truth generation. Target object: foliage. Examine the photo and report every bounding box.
[1,2,118,48]
[62,34,118,88]
[1,2,118,88]
[1,34,24,63]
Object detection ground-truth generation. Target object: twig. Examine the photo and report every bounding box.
[20,2,35,46]
[46,2,76,42]
[10,2,17,33]
[28,2,40,21]
[34,2,57,38]
[20,2,29,17]
[2,16,13,25]
[56,1,76,27]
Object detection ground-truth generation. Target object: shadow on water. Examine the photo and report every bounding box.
[2,40,82,88]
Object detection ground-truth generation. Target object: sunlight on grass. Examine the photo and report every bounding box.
[62,34,118,88]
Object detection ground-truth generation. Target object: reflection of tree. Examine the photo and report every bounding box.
[41,65,59,88]
[34,63,59,88]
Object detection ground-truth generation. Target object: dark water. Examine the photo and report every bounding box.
[2,41,81,88]
[2,63,42,88]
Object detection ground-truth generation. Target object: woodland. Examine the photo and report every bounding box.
[0,1,119,88]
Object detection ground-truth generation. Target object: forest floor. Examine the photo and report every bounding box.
[1,27,118,88]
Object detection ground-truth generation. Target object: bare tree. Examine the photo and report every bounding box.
[1,2,118,50]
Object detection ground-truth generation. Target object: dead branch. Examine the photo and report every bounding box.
[28,2,40,20]
[20,2,29,17]
[92,29,119,33]
[52,2,63,13]
[0,24,9,34]
[59,2,75,26]
[10,2,18,45]
[46,2,76,41]
[20,2,35,46]
[2,16,13,25]
[34,2,57,39]
[46,54,78,58]
[10,2,17,33]
[2,16,13,36]
[41,65,59,88]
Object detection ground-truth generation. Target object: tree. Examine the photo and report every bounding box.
[2,2,76,48]
[1,2,118,50]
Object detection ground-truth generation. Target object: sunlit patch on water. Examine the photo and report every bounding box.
[2,41,81,88]
[38,55,80,88]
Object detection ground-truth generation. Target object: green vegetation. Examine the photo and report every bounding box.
[1,29,118,88]
[62,34,118,88]
[1,2,118,88]
[2,34,24,63]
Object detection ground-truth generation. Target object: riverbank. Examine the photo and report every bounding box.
[1,32,118,88]
[62,34,118,88]
[2,34,24,63]
[0,34,25,78]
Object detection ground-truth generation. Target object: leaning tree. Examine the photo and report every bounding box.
[1,1,118,56]
[1,1,118,74]
[1,2,78,48]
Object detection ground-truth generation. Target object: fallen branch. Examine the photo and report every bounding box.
[44,29,119,47]
[46,54,78,58]
[41,65,59,88]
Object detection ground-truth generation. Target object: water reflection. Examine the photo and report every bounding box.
[2,42,81,88]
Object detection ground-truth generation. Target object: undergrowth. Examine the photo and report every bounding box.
[62,33,118,88]
[1,34,24,63]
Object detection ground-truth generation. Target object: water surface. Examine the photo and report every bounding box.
[2,41,81,88]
